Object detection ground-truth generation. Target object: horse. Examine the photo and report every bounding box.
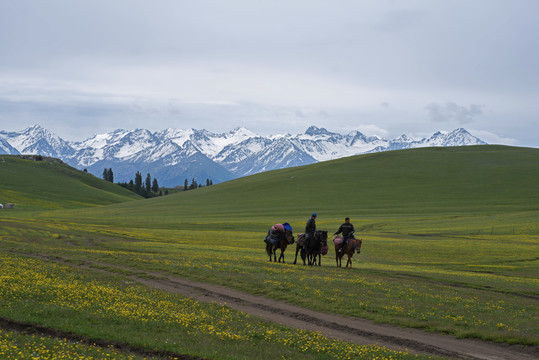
[293,231,328,266]
[334,236,363,268]
[265,230,295,263]
[307,231,328,266]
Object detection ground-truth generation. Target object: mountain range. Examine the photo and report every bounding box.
[0,125,487,187]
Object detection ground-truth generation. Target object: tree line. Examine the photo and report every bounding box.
[103,168,213,197]
[103,168,166,198]
[183,178,213,191]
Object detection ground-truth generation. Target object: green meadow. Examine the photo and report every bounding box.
[0,156,137,209]
[1,146,538,359]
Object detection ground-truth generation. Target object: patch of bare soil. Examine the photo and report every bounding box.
[19,255,539,360]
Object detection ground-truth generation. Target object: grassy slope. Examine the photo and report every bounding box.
[0,156,138,209]
[54,145,539,231]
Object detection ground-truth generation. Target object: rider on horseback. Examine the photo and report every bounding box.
[334,217,355,252]
[304,213,317,249]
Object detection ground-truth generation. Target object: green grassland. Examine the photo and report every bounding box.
[0,155,138,209]
[1,145,538,358]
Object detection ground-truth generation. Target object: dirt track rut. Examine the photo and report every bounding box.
[135,276,537,359]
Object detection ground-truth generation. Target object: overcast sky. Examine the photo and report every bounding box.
[0,0,538,146]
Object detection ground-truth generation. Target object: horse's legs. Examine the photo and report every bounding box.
[278,249,284,263]
[293,246,299,264]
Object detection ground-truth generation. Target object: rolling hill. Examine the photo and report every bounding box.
[49,145,539,235]
[0,155,139,210]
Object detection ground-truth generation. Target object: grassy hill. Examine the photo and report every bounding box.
[57,145,539,235]
[0,155,138,209]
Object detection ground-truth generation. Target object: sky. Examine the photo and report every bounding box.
[0,0,538,146]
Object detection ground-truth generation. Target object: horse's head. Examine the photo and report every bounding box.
[355,238,363,254]
[320,231,328,245]
[284,230,295,244]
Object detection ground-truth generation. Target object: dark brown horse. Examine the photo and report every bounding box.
[334,236,363,268]
[293,231,328,266]
[266,230,295,263]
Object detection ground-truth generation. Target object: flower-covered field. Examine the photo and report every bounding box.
[0,328,144,360]
[0,252,431,360]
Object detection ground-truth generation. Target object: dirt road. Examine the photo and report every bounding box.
[119,263,536,360]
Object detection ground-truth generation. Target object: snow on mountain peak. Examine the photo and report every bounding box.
[394,134,415,143]
[225,127,257,142]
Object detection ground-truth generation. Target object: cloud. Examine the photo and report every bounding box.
[425,102,484,124]
[468,129,517,146]
[372,8,425,33]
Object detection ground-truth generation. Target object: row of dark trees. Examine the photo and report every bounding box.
[103,168,167,198]
[103,168,114,182]
[119,172,166,198]
[103,168,213,197]
[183,178,213,191]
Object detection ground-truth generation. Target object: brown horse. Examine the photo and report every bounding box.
[266,230,295,263]
[334,237,363,268]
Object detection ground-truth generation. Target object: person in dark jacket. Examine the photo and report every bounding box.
[304,213,317,249]
[334,217,355,252]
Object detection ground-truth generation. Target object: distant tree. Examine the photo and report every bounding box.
[83,169,88,173]
[165,189,169,195]
[145,173,152,192]
[184,178,188,191]
[102,168,114,182]
[206,178,210,186]
[209,179,213,186]
[152,178,159,193]
[135,171,142,192]
[190,178,197,190]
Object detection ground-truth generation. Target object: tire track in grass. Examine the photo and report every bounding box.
[0,317,208,360]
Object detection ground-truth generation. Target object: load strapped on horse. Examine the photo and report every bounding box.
[264,223,294,263]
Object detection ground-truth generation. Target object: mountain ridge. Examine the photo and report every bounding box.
[0,125,487,186]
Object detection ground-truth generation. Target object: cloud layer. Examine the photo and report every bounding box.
[0,0,538,146]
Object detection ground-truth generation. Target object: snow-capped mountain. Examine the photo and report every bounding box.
[0,125,75,158]
[0,137,19,155]
[0,125,487,187]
